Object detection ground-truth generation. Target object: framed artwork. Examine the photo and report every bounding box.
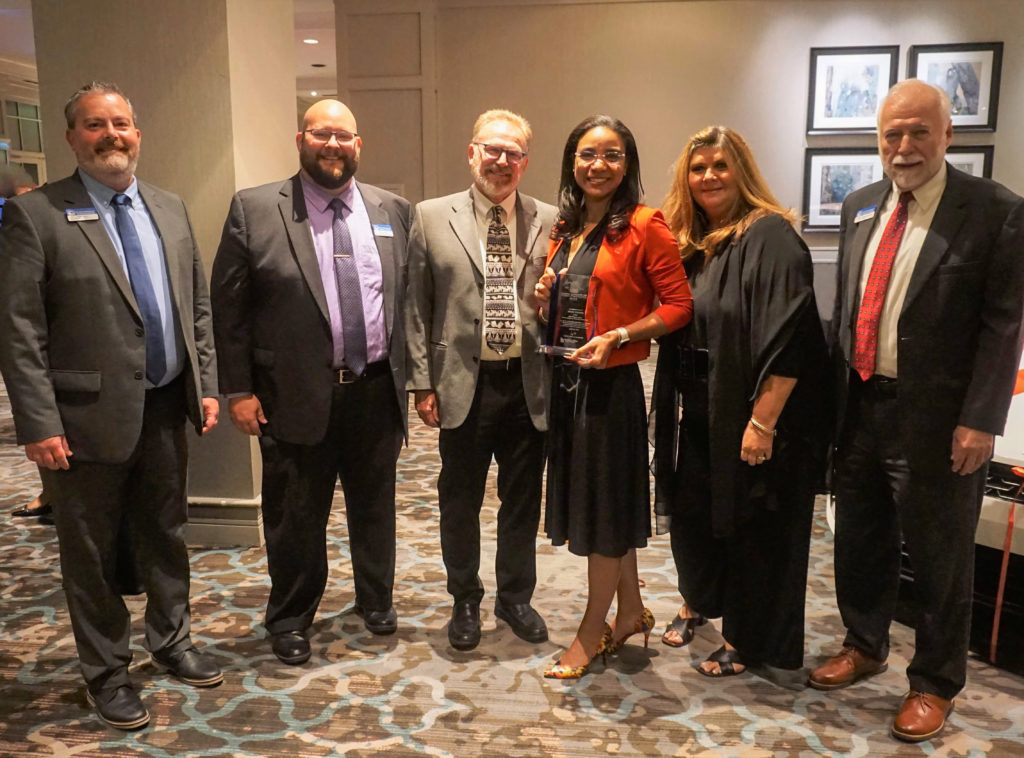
[802,148,885,231]
[908,42,1002,131]
[807,46,899,133]
[946,145,994,178]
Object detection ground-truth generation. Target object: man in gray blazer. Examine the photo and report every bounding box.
[0,82,221,730]
[812,80,1024,742]
[406,109,556,651]
[210,100,411,665]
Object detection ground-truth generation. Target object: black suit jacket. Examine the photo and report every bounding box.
[210,174,411,445]
[832,164,1024,473]
[0,172,217,463]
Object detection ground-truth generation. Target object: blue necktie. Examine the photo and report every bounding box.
[111,193,166,384]
[328,198,367,375]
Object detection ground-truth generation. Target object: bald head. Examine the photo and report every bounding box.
[877,79,953,192]
[297,99,362,192]
[302,99,357,133]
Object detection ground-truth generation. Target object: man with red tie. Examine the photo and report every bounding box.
[812,79,1024,742]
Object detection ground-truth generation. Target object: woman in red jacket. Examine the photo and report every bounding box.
[535,115,692,678]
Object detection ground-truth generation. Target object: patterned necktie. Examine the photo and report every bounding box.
[484,205,515,354]
[852,191,913,381]
[111,193,166,384]
[328,198,367,375]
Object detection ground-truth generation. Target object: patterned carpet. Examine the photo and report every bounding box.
[2,361,1023,757]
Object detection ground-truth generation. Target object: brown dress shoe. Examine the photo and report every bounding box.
[808,645,887,690]
[891,690,953,742]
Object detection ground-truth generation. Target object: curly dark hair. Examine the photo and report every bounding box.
[552,115,642,243]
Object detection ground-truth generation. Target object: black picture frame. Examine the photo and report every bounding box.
[907,42,1002,131]
[807,45,899,134]
[947,145,994,178]
[802,148,885,232]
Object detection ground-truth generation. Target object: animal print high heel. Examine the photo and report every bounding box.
[604,608,655,655]
[543,625,613,679]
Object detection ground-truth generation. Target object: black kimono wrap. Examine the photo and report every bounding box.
[651,213,831,672]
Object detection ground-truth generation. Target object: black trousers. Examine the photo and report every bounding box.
[437,360,544,605]
[43,377,192,695]
[833,375,985,700]
[260,363,402,635]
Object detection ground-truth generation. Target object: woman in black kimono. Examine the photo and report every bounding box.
[653,126,830,684]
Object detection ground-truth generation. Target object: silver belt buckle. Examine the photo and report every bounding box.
[337,368,359,384]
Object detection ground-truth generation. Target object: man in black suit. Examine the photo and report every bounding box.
[210,99,410,665]
[811,79,1024,742]
[0,82,221,730]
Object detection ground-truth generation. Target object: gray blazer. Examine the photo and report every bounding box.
[832,164,1024,473]
[0,171,217,463]
[211,174,411,445]
[405,188,556,430]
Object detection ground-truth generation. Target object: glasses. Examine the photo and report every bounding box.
[575,149,625,166]
[304,128,359,144]
[473,142,527,165]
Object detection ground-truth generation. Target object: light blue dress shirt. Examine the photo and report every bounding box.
[79,170,184,388]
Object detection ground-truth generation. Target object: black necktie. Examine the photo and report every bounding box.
[328,198,367,375]
[111,193,166,384]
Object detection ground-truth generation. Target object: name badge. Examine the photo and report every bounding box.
[854,206,877,224]
[372,223,394,238]
[66,207,100,222]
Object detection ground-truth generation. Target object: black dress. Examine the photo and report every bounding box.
[545,224,651,558]
[652,214,831,672]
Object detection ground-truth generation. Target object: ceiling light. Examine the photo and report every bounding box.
[311,91,318,96]
[303,38,319,44]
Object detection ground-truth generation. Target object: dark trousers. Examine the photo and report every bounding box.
[833,375,985,699]
[437,361,544,605]
[43,377,192,695]
[260,364,401,635]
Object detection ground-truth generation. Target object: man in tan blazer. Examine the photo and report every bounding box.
[406,109,556,651]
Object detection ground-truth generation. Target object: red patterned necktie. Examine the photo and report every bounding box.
[852,191,913,381]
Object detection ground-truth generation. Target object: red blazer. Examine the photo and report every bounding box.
[545,205,692,368]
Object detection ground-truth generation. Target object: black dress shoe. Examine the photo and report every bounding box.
[86,685,150,730]
[12,502,53,518]
[271,631,311,665]
[494,600,548,643]
[355,605,398,635]
[152,646,223,687]
[448,601,481,651]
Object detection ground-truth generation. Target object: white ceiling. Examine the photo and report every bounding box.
[0,0,339,102]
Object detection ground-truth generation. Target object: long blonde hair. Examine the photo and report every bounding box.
[663,125,797,261]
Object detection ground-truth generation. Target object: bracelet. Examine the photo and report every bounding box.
[615,326,630,347]
[749,416,776,437]
[537,308,548,325]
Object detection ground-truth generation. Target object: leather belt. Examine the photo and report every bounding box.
[854,371,898,399]
[479,358,521,372]
[335,360,389,384]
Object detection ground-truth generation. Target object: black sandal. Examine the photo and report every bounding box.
[661,612,706,648]
[697,645,746,677]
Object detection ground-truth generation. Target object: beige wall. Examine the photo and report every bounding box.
[32,0,297,272]
[340,0,1022,251]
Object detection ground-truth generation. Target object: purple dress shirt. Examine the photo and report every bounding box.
[301,176,387,369]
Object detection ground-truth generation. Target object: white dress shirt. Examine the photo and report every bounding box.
[857,163,947,378]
